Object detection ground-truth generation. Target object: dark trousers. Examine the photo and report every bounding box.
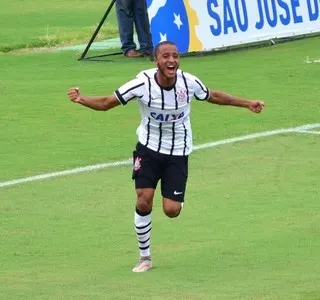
[115,0,153,54]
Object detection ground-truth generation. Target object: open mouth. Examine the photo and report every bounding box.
[166,66,176,75]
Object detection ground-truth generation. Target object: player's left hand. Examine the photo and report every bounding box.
[248,100,265,113]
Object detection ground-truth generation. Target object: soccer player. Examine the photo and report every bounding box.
[67,41,265,273]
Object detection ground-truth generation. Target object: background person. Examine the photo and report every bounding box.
[116,0,153,57]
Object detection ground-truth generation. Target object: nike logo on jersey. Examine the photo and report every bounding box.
[174,191,183,195]
[150,112,184,122]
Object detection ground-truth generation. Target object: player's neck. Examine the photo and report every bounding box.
[155,71,176,90]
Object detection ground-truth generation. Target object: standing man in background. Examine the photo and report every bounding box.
[116,0,153,57]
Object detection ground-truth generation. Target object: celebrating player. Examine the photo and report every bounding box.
[67,41,265,272]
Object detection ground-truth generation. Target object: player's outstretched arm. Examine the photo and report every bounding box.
[207,90,265,113]
[67,87,120,111]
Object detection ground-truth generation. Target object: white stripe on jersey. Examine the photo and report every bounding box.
[114,68,210,156]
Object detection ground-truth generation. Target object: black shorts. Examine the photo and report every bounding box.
[132,142,188,202]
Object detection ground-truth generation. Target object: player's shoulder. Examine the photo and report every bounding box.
[136,68,157,79]
[177,69,199,81]
[177,69,203,86]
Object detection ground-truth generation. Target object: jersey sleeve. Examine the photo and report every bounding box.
[114,78,145,105]
[190,75,210,101]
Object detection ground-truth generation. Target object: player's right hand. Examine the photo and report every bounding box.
[68,87,81,103]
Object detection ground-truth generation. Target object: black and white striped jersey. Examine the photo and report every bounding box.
[114,68,210,156]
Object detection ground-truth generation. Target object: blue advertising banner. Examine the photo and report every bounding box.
[147,0,320,53]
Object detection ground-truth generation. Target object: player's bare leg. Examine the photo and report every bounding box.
[162,198,182,218]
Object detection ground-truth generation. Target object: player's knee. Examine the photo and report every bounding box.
[163,201,182,218]
[164,209,181,218]
[136,189,153,213]
[137,200,152,213]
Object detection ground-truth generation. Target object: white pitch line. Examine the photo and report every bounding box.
[294,130,320,135]
[0,159,131,189]
[0,123,319,189]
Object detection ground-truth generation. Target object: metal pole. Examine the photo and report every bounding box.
[79,0,116,60]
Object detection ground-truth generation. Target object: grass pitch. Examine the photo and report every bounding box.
[1,1,320,299]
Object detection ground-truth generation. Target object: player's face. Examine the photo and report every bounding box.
[155,44,180,79]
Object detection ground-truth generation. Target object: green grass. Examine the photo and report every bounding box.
[1,4,320,298]
[0,0,118,52]
[1,38,319,181]
[1,135,320,299]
